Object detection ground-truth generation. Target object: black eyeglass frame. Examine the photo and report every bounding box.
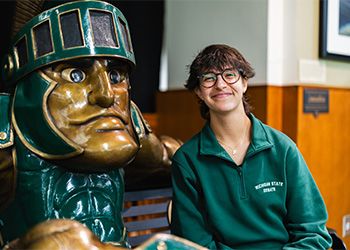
[197,68,242,88]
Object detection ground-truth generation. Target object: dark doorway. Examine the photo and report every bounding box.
[112,0,164,113]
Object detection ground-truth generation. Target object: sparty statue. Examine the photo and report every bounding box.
[0,0,182,248]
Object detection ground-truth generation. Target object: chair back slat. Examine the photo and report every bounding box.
[123,202,169,217]
[122,188,172,247]
[125,217,169,232]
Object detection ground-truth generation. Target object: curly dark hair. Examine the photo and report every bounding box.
[185,44,255,120]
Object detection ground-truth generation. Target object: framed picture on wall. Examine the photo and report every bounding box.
[319,0,350,61]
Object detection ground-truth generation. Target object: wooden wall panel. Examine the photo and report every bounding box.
[156,90,204,142]
[246,86,267,123]
[266,86,283,131]
[281,86,298,142]
[296,86,350,247]
[246,86,283,131]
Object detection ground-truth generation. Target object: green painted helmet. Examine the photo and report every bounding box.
[2,0,136,87]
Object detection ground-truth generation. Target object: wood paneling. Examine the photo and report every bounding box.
[281,86,298,142]
[156,90,204,142]
[246,86,267,123]
[266,86,283,131]
[296,86,350,247]
[245,86,283,131]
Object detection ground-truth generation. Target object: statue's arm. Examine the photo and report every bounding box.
[130,101,182,168]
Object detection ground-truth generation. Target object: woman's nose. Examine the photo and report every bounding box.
[215,75,227,89]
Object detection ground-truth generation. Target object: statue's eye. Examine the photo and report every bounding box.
[109,70,122,84]
[61,68,86,83]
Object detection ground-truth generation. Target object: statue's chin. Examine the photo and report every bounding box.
[56,141,139,173]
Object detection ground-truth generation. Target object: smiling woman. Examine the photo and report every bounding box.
[170,44,332,250]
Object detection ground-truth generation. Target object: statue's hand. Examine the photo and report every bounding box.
[124,131,182,191]
[133,133,182,168]
[129,101,182,168]
[3,219,126,250]
[159,135,183,166]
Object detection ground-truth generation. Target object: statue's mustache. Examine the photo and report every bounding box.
[68,109,128,126]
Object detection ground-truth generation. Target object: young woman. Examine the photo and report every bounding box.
[170,44,332,249]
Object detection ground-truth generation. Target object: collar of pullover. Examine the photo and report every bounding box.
[199,113,273,161]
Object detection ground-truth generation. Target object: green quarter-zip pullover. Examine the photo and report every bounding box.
[171,113,332,249]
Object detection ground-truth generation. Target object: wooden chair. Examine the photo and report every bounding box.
[122,187,172,247]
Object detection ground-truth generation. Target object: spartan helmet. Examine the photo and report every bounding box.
[2,0,140,168]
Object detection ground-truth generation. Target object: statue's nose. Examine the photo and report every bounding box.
[88,69,114,108]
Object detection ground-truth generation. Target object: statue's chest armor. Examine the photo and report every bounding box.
[52,172,121,220]
[11,138,126,242]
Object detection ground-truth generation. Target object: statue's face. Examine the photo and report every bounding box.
[43,58,138,170]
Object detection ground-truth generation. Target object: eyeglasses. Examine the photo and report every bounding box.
[198,69,241,88]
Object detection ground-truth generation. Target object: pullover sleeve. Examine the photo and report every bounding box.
[170,156,218,249]
[283,145,332,249]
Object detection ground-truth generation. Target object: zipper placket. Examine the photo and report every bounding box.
[236,167,247,199]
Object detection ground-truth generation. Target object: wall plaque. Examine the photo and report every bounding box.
[303,88,329,116]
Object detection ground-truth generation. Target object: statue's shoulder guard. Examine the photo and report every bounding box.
[130,101,152,138]
[0,93,16,211]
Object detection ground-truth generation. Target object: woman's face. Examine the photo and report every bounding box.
[194,67,247,116]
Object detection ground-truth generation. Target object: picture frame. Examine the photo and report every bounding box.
[319,0,350,61]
